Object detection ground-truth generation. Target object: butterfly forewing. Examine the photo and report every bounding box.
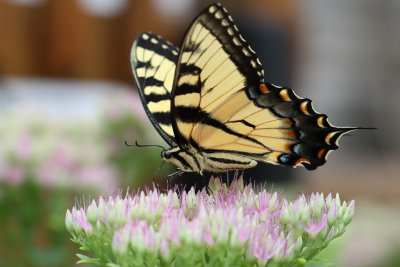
[170,4,296,162]
[171,3,264,148]
[131,32,179,146]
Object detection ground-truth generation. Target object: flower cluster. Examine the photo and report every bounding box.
[66,177,355,267]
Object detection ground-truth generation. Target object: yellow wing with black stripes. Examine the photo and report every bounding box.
[169,3,358,170]
[131,32,179,146]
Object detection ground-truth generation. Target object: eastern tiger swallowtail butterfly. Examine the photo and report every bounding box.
[130,3,361,175]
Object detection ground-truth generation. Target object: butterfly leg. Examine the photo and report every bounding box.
[167,169,184,186]
[168,169,184,178]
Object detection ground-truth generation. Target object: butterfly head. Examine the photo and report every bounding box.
[161,147,199,173]
[161,150,172,160]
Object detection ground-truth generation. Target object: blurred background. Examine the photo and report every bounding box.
[0,0,398,266]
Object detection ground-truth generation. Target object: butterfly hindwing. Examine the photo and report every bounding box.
[131,32,179,146]
[245,83,357,169]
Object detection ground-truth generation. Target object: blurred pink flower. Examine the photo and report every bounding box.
[16,133,32,161]
[50,149,74,169]
[104,90,147,122]
[4,167,25,185]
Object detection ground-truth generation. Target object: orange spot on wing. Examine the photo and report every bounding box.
[285,130,296,139]
[259,84,269,94]
[325,132,337,145]
[284,119,293,127]
[300,101,310,115]
[279,90,291,101]
[284,143,293,152]
[293,157,310,167]
[317,117,325,128]
[317,148,326,159]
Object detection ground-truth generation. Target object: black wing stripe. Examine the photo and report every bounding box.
[145,93,171,103]
[174,83,200,96]
[207,156,253,165]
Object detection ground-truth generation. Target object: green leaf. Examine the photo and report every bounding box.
[76,254,100,264]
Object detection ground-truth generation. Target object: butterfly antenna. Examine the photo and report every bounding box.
[125,140,165,150]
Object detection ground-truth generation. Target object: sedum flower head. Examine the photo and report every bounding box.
[66,177,355,267]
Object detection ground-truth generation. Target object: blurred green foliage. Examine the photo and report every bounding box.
[0,180,76,267]
[374,244,400,267]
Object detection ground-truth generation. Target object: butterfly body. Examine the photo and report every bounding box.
[162,145,257,174]
[131,3,359,174]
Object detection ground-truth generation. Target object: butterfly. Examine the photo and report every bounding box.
[130,3,360,175]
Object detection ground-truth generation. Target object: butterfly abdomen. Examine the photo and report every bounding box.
[162,146,258,174]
